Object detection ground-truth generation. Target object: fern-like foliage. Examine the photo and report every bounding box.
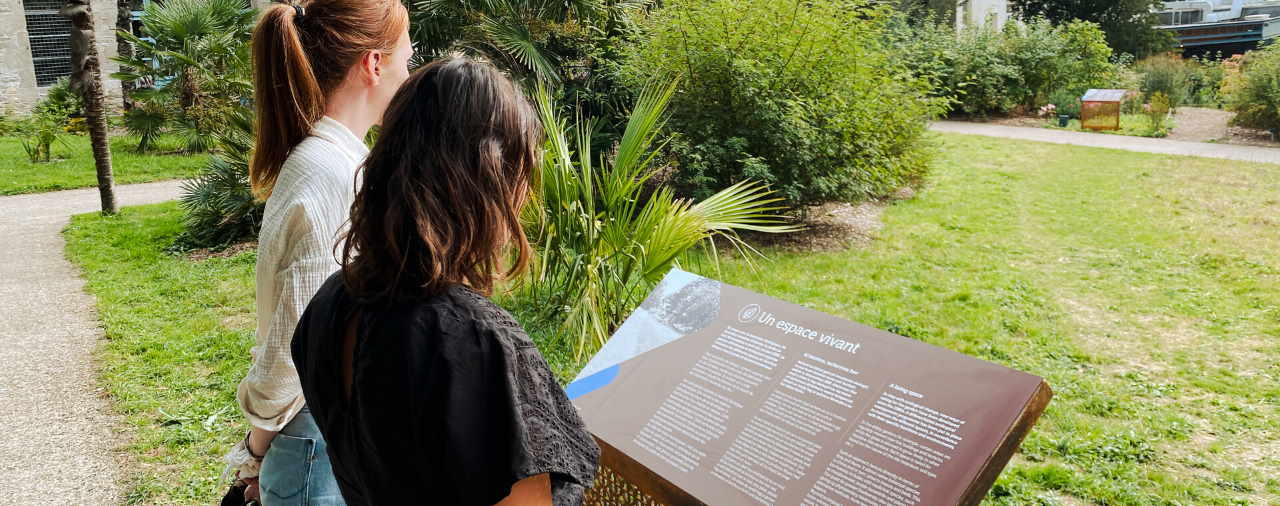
[409,0,648,85]
[173,106,262,250]
[112,0,253,152]
[520,82,798,359]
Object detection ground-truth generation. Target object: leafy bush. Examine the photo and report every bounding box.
[0,113,35,137]
[1058,20,1118,96]
[1048,88,1081,118]
[1146,91,1170,134]
[620,0,944,208]
[409,0,641,83]
[123,89,169,152]
[409,0,649,147]
[520,83,796,358]
[112,0,253,152]
[947,23,1025,116]
[1136,54,1190,111]
[886,17,1114,117]
[1186,53,1225,107]
[25,77,87,139]
[1224,45,1280,133]
[20,112,66,163]
[173,105,262,249]
[34,77,85,123]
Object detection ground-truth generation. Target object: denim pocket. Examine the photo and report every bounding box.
[259,433,316,505]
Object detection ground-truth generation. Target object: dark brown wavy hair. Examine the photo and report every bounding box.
[340,57,541,300]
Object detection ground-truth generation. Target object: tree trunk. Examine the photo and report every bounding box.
[61,0,117,214]
[116,0,134,110]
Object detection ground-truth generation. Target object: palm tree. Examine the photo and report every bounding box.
[176,105,263,249]
[410,0,648,84]
[521,81,799,359]
[116,0,135,109]
[61,0,116,214]
[112,0,254,152]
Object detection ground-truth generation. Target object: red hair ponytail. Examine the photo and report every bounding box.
[249,0,408,199]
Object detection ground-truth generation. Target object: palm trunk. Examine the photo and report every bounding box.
[61,0,117,214]
[117,0,134,109]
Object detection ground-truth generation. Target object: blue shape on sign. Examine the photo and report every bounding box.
[566,364,620,400]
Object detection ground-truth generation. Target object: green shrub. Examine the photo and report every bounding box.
[620,0,944,208]
[173,105,262,250]
[1137,54,1190,111]
[34,77,84,120]
[1224,44,1280,133]
[26,77,86,136]
[1048,89,1082,118]
[886,17,1113,117]
[1058,20,1117,96]
[0,112,35,137]
[948,22,1026,116]
[1186,53,1225,107]
[1146,91,1170,134]
[1002,19,1070,108]
[880,12,960,104]
[123,90,169,153]
[521,83,796,358]
[112,0,253,152]
[20,112,66,163]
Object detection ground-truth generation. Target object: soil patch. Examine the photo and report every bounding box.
[185,241,256,261]
[988,116,1053,128]
[740,188,915,252]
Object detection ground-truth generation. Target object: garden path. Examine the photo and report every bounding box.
[931,120,1280,165]
[0,180,184,505]
[1167,107,1233,143]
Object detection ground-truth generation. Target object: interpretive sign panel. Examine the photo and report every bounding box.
[570,269,1052,506]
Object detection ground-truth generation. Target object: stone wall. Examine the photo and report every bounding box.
[0,0,122,115]
[0,0,39,114]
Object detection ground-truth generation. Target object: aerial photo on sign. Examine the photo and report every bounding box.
[569,268,1053,506]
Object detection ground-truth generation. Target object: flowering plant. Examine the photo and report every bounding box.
[1039,103,1058,117]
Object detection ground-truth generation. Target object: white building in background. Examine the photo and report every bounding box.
[956,0,1010,30]
[1156,0,1280,55]
[0,0,121,114]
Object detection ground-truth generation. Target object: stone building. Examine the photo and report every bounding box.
[0,0,121,114]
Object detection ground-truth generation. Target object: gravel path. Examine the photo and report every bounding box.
[931,120,1280,165]
[1167,107,1233,143]
[0,180,185,505]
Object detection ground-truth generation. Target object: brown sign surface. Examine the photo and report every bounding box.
[569,269,1052,505]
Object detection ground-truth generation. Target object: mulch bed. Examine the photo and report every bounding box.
[185,241,256,261]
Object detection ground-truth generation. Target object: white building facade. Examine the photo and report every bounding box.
[956,0,1010,30]
[0,0,121,114]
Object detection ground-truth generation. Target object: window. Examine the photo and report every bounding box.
[23,0,73,87]
[1159,9,1205,26]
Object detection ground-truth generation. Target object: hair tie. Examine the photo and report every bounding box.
[292,4,305,18]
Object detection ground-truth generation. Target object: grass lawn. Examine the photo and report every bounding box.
[0,134,208,195]
[65,133,1279,504]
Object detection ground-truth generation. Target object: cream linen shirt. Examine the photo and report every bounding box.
[236,116,368,431]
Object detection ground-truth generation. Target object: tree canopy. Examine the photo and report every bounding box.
[1009,0,1175,57]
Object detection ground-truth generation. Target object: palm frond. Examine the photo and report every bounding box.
[524,82,795,359]
[477,14,562,83]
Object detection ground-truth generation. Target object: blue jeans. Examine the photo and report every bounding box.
[258,407,346,505]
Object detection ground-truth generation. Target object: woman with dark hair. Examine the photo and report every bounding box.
[290,58,600,505]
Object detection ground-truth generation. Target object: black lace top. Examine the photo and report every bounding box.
[291,273,600,505]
